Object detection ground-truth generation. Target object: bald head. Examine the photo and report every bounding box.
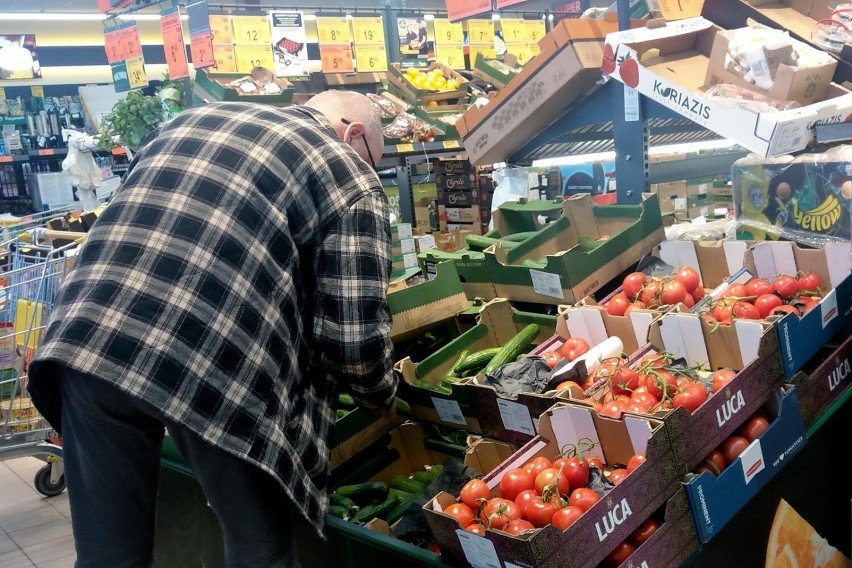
[305,90,383,169]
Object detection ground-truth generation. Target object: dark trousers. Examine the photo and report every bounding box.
[58,367,300,568]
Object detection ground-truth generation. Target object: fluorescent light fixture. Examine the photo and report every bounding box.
[0,13,187,21]
[532,151,616,167]
[492,14,501,20]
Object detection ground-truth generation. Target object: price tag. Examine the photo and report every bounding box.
[212,45,237,72]
[316,17,351,45]
[30,86,44,98]
[624,86,640,122]
[446,0,492,22]
[231,16,271,45]
[434,19,463,45]
[0,156,12,163]
[505,42,535,65]
[354,44,388,72]
[469,44,496,63]
[496,399,536,436]
[104,26,125,63]
[234,45,274,73]
[529,269,564,300]
[501,18,529,43]
[431,397,466,426]
[125,56,148,88]
[455,530,501,568]
[467,20,494,45]
[190,34,215,69]
[352,17,385,45]
[120,24,143,60]
[320,44,354,73]
[161,7,189,80]
[526,20,546,42]
[396,143,415,153]
[436,44,465,70]
[209,14,233,44]
[442,140,460,149]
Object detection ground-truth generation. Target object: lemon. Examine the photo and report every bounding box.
[434,69,444,78]
[426,100,439,108]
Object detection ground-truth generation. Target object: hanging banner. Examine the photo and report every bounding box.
[552,0,590,18]
[445,0,491,23]
[120,24,143,60]
[397,15,433,68]
[270,12,309,77]
[352,17,387,72]
[104,21,127,63]
[186,0,215,69]
[98,0,133,12]
[110,61,131,92]
[160,6,189,80]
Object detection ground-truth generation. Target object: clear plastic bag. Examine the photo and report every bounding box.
[704,84,800,113]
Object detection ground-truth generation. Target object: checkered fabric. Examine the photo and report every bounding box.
[28,103,398,533]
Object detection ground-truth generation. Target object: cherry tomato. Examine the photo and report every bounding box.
[622,272,647,300]
[672,383,708,413]
[551,505,585,531]
[554,456,589,489]
[445,503,475,528]
[542,350,562,369]
[770,304,799,318]
[555,380,582,395]
[719,436,750,465]
[465,521,487,535]
[731,300,761,320]
[624,301,647,314]
[514,489,539,516]
[607,293,630,317]
[611,365,642,396]
[754,293,783,318]
[523,457,552,479]
[713,298,736,324]
[740,414,770,442]
[535,467,570,497]
[682,292,695,309]
[629,518,661,547]
[705,450,725,473]
[499,469,534,501]
[797,272,821,293]
[711,369,737,393]
[661,279,688,306]
[602,541,636,567]
[502,519,535,535]
[586,456,604,470]
[773,275,799,300]
[526,497,560,528]
[630,388,660,407]
[560,337,591,362]
[745,277,773,297]
[643,371,678,401]
[459,479,491,510]
[609,468,629,485]
[675,266,700,293]
[569,488,601,511]
[726,283,748,297]
[626,453,646,473]
[639,279,663,308]
[481,498,521,530]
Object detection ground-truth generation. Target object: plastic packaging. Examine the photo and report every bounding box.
[812,7,852,54]
[704,84,800,113]
[489,167,529,230]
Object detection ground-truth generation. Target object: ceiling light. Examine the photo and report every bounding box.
[532,151,616,167]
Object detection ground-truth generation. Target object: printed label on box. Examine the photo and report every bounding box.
[530,269,564,300]
[739,440,765,484]
[432,397,467,425]
[674,197,687,211]
[496,398,536,436]
[455,529,501,568]
[393,224,413,240]
[821,289,839,329]
[398,239,416,255]
[403,253,418,269]
[416,235,436,252]
[624,86,640,122]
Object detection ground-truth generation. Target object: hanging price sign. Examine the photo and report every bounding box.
[526,20,546,42]
[125,56,148,88]
[496,0,531,7]
[316,17,351,45]
[320,44,355,73]
[231,16,271,45]
[500,19,529,43]
[433,19,463,45]
[212,45,237,72]
[160,6,189,80]
[190,33,215,69]
[445,0,491,22]
[351,17,385,45]
[30,86,44,98]
[505,42,538,65]
[354,44,388,72]
[466,19,494,45]
[234,45,274,73]
[436,44,465,69]
[104,24,125,63]
[469,44,497,63]
[208,15,233,44]
[119,24,143,60]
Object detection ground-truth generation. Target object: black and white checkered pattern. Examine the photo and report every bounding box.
[28,103,398,533]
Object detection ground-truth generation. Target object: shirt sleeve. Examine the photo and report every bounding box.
[312,191,398,410]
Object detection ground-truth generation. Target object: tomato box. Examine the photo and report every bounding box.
[484,193,665,305]
[683,387,806,543]
[786,334,851,431]
[423,401,681,568]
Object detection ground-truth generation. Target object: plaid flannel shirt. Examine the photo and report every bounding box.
[28,103,398,533]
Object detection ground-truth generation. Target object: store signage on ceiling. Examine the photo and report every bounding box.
[445,0,492,23]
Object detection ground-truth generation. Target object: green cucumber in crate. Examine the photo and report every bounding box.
[390,475,426,494]
[454,347,501,375]
[483,324,540,375]
[351,496,401,523]
[333,482,389,506]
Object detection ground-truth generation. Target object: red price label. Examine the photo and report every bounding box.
[161,9,189,80]
[104,27,125,63]
[445,0,491,22]
[319,44,354,74]
[119,25,143,60]
[190,34,215,69]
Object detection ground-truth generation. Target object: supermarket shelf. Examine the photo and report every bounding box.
[649,152,748,184]
[0,116,27,126]
[379,140,463,167]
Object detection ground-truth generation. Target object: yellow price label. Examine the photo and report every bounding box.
[500,19,529,43]
[433,19,463,45]
[526,20,546,43]
[354,44,388,72]
[442,140,460,149]
[316,17,351,45]
[212,45,237,73]
[352,17,385,45]
[0,87,6,100]
[125,57,148,88]
[234,45,274,73]
[466,19,493,44]
[469,44,496,62]
[396,143,415,153]
[231,16,271,45]
[209,15,233,44]
[436,44,465,70]
[505,43,537,65]
[30,86,44,98]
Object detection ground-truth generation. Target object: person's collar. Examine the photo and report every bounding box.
[291,105,335,132]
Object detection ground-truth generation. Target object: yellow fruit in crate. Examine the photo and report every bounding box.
[426,100,439,108]
[435,76,447,87]
[406,67,419,78]
[433,69,444,78]
[446,79,459,90]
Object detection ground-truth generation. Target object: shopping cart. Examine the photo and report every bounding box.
[0,232,83,496]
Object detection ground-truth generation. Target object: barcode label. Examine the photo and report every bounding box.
[432,397,467,426]
[530,269,564,300]
[456,530,502,568]
[496,398,536,436]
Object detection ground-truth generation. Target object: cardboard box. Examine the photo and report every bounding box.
[0,396,37,422]
[391,223,414,241]
[604,18,852,158]
[655,181,689,213]
[392,252,418,271]
[786,334,851,430]
[437,173,477,191]
[463,436,519,474]
[686,176,714,197]
[439,205,481,224]
[484,194,665,305]
[392,238,416,257]
[461,19,619,165]
[434,158,473,175]
[414,234,437,253]
[683,387,806,543]
[451,299,559,444]
[387,261,469,343]
[330,408,402,471]
[679,193,717,220]
[471,53,521,89]
[193,69,293,104]
[438,189,479,208]
[387,62,469,104]
[439,221,484,235]
[490,198,564,235]
[414,197,438,234]
[706,27,836,107]
[424,401,680,568]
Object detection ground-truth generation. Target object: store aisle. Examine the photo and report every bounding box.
[0,458,75,568]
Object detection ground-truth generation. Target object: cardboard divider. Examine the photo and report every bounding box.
[330,408,403,471]
[683,387,807,543]
[423,401,681,568]
[786,334,851,430]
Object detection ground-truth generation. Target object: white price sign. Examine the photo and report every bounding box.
[496,398,536,436]
[530,269,564,300]
[432,397,466,426]
[456,529,502,568]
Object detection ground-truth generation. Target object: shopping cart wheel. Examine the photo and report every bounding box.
[34,464,66,497]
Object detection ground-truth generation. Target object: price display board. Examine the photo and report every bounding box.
[468,44,496,63]
[504,42,539,64]
[160,6,189,80]
[526,20,546,43]
[316,17,351,45]
[208,15,233,44]
[234,45,274,73]
[352,17,387,72]
[319,44,355,73]
[466,19,494,45]
[231,16,271,45]
[445,0,491,22]
[125,56,148,88]
[436,44,465,69]
[212,45,237,73]
[433,18,464,70]
[120,24,143,60]
[500,19,529,43]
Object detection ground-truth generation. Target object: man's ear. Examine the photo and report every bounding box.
[347,121,366,139]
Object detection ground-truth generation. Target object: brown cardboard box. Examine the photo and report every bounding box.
[439,204,480,224]
[705,26,836,106]
[655,180,688,213]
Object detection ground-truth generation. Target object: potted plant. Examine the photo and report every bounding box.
[96,76,185,151]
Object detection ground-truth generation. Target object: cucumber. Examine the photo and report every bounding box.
[388,488,414,501]
[390,475,426,494]
[327,505,350,520]
[521,259,548,268]
[501,231,539,242]
[329,493,359,512]
[334,482,389,506]
[336,409,349,420]
[449,349,470,377]
[455,347,501,375]
[352,496,401,523]
[337,393,356,408]
[385,496,417,525]
[411,379,451,395]
[465,235,520,252]
[483,324,541,375]
[412,464,443,486]
[440,375,462,389]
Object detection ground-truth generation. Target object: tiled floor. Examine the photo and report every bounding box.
[0,457,75,568]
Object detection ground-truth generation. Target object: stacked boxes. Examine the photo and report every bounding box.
[391,223,417,275]
[435,158,483,235]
